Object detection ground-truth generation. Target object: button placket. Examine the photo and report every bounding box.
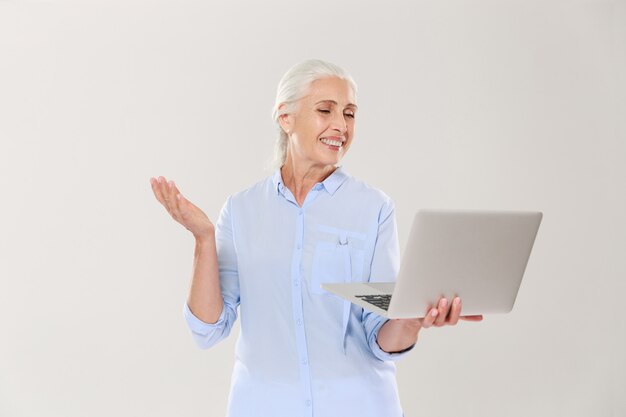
[290,206,313,416]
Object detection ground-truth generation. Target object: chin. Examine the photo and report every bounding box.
[318,156,342,167]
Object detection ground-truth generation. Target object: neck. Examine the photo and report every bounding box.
[281,159,336,206]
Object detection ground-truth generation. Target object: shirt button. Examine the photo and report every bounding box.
[296,318,302,325]
[305,400,311,407]
[296,243,301,250]
[298,211,303,216]
[301,358,308,365]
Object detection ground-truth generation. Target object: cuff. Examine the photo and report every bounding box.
[183,302,226,335]
[369,318,416,361]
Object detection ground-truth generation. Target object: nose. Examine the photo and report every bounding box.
[331,110,348,134]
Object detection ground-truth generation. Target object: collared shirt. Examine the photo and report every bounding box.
[183,166,414,417]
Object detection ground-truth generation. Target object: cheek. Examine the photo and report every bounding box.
[315,117,329,132]
[301,116,325,138]
[346,123,356,139]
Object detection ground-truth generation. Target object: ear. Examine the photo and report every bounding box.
[277,103,293,134]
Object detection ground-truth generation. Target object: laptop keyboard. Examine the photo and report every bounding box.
[355,294,392,311]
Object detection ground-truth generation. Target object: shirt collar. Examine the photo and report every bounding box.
[321,166,348,195]
[272,166,349,196]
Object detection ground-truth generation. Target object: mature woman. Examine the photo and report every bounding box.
[149,59,482,417]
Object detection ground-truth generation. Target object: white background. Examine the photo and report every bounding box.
[1,1,624,416]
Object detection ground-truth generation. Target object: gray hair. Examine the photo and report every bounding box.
[270,59,358,168]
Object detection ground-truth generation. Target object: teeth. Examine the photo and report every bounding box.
[320,138,343,147]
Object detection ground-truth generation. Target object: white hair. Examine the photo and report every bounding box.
[270,59,358,169]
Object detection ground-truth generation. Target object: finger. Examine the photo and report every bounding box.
[157,176,173,212]
[150,177,168,208]
[170,182,190,222]
[170,181,185,206]
[154,176,177,214]
[434,298,449,327]
[421,308,439,329]
[447,297,462,325]
[161,178,178,214]
[459,315,484,322]
[166,180,184,221]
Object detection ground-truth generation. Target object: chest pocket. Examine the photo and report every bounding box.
[310,227,366,296]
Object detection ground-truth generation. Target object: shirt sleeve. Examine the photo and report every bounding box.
[361,197,416,361]
[183,196,240,349]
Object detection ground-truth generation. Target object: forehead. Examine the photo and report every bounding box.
[301,77,357,107]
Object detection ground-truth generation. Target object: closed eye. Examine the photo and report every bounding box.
[317,109,355,119]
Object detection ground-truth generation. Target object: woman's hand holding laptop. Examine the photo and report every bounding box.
[377,296,483,353]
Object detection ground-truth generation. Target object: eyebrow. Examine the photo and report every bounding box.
[315,100,358,110]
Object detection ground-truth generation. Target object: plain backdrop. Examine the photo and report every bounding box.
[1,1,624,416]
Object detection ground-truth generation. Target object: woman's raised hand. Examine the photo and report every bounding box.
[149,176,215,240]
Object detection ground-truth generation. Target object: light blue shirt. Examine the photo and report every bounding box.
[183,166,414,417]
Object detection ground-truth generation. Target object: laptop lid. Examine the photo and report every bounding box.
[386,209,542,318]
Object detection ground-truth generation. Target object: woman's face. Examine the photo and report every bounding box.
[281,76,357,168]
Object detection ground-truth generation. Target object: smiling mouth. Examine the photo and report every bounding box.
[320,137,344,148]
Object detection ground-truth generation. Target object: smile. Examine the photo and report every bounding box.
[320,137,344,148]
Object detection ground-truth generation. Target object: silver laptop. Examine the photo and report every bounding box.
[321,209,542,318]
